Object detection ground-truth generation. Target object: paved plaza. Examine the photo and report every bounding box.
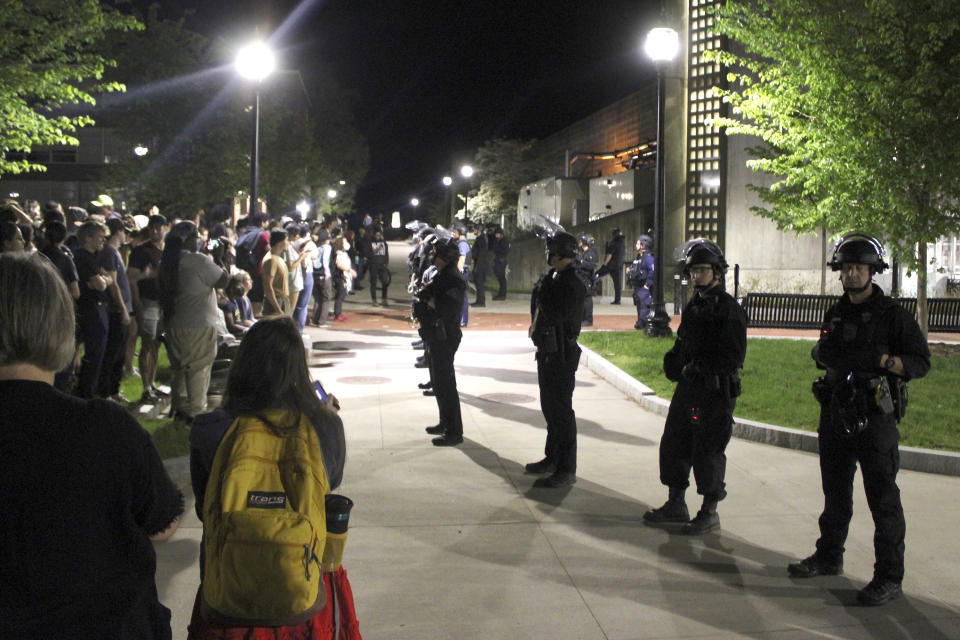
[157,321,960,640]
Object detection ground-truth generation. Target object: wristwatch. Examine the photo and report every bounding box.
[884,356,896,370]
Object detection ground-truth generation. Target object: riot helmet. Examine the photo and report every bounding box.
[578,233,594,247]
[638,234,654,250]
[827,232,888,274]
[546,232,579,259]
[674,237,728,281]
[432,237,461,265]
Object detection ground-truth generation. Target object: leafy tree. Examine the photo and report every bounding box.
[709,0,960,333]
[0,0,141,177]
[469,138,553,230]
[98,5,368,218]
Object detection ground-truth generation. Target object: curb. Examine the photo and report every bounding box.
[579,344,960,477]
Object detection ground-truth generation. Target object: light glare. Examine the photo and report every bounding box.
[235,41,276,81]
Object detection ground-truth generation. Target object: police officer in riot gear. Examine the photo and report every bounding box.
[595,228,626,304]
[628,234,655,330]
[416,237,467,446]
[526,232,586,488]
[644,239,747,534]
[788,232,930,606]
[577,234,599,327]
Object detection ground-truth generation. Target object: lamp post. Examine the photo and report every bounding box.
[643,26,679,337]
[460,164,474,223]
[235,41,275,216]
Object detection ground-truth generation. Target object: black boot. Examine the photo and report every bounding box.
[681,498,720,535]
[643,487,689,524]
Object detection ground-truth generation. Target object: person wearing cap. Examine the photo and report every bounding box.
[628,234,656,330]
[525,232,586,488]
[128,214,168,403]
[644,239,746,534]
[97,218,133,402]
[787,232,930,606]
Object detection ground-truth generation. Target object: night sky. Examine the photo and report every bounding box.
[172,0,663,215]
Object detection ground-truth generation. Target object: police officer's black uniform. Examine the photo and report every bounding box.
[416,239,467,446]
[471,228,489,307]
[644,239,747,534]
[491,228,510,300]
[526,232,586,488]
[577,235,599,327]
[595,229,625,304]
[788,233,930,606]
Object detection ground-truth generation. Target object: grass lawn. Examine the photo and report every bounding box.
[578,331,960,453]
[120,341,192,460]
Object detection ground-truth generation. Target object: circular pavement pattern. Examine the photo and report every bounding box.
[478,392,537,404]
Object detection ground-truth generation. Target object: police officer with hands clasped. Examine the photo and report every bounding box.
[643,239,747,534]
[415,236,467,447]
[788,232,930,606]
[525,231,586,488]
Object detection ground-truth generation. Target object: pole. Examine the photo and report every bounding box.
[250,86,261,215]
[645,63,673,337]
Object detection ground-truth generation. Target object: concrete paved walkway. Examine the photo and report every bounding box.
[157,322,960,640]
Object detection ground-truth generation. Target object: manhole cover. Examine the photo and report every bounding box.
[335,376,391,385]
[478,393,537,404]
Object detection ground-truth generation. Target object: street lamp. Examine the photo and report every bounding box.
[133,144,149,157]
[327,189,337,199]
[235,41,276,215]
[643,26,679,338]
[410,197,420,207]
[459,164,474,222]
[296,200,310,217]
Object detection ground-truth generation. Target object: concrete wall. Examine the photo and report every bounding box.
[722,138,833,294]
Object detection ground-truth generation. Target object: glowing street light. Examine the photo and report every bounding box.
[643,26,679,338]
[296,200,310,216]
[235,40,276,215]
[327,189,338,199]
[410,197,420,207]
[133,144,149,157]
[442,176,453,187]
[460,164,474,178]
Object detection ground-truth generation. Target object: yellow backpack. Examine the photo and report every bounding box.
[201,409,329,626]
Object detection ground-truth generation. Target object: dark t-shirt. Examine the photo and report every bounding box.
[101,244,133,313]
[129,243,163,302]
[0,380,184,638]
[74,247,109,306]
[40,244,78,286]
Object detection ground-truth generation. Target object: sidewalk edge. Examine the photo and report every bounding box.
[579,344,960,477]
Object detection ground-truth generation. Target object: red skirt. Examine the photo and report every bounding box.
[187,567,362,640]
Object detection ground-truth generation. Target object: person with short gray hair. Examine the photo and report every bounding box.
[0,253,183,637]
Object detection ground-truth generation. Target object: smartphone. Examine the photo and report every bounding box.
[313,380,328,402]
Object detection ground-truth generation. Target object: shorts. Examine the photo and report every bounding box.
[138,300,161,339]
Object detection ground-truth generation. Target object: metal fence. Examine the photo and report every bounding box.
[740,293,960,332]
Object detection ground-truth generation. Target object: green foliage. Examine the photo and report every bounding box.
[578,331,960,452]
[706,0,960,318]
[470,138,553,227]
[0,0,142,177]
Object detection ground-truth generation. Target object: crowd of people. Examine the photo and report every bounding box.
[0,197,389,422]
